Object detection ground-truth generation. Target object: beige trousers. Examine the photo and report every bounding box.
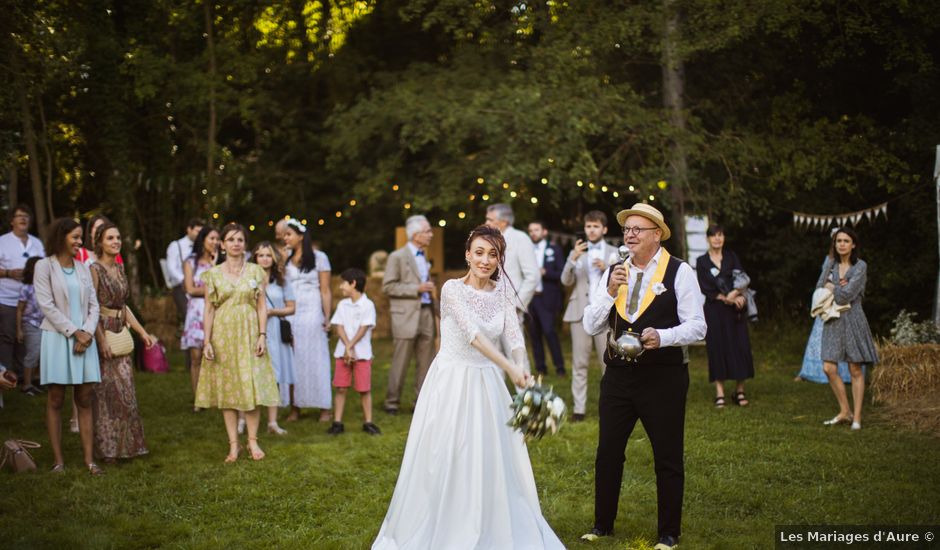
[385,307,436,411]
[570,320,608,415]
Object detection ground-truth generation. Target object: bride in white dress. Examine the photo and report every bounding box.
[373,225,565,550]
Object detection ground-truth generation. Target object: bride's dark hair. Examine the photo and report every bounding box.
[465,225,526,312]
[465,225,506,281]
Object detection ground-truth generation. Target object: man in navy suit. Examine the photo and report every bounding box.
[526,221,566,376]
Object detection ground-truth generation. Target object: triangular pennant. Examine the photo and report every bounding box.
[866,209,873,222]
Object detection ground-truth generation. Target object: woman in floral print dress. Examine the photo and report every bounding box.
[195,223,280,463]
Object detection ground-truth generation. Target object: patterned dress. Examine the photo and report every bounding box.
[285,251,332,409]
[90,262,148,460]
[816,258,879,365]
[181,257,212,350]
[194,263,280,410]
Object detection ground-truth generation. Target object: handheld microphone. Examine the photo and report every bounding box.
[618,245,630,264]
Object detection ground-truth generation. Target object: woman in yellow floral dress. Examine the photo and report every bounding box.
[195,223,280,462]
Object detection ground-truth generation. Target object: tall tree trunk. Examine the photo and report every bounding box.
[204,1,217,188]
[6,154,17,210]
[661,0,687,258]
[37,99,55,221]
[11,48,49,240]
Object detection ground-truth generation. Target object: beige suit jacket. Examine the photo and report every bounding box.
[501,226,539,311]
[383,245,437,339]
[34,256,99,337]
[560,242,618,323]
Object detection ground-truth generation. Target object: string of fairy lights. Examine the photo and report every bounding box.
[207,174,669,232]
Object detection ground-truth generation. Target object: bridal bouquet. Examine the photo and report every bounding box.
[508,378,567,441]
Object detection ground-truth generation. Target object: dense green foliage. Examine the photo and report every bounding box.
[1,331,939,548]
[2,1,938,329]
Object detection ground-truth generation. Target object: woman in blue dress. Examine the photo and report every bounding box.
[33,218,102,475]
[797,257,851,384]
[250,241,295,435]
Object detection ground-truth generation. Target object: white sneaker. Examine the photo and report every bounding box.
[851,421,861,430]
[237,418,246,435]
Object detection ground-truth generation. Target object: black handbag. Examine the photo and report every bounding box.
[266,294,293,345]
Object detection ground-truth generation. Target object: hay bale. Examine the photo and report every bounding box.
[871,342,940,404]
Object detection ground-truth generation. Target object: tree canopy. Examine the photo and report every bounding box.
[2,0,938,329]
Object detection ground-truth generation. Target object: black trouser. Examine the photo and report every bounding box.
[526,294,565,374]
[171,285,191,369]
[594,362,689,539]
[0,304,24,376]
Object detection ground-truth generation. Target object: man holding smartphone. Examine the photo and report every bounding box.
[561,210,617,421]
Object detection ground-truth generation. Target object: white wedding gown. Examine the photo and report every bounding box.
[373,279,565,550]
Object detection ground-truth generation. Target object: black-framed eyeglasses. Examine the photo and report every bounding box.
[622,226,659,236]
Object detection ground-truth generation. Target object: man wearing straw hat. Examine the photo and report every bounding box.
[579,203,706,550]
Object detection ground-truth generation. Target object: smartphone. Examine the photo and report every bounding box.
[575,231,587,242]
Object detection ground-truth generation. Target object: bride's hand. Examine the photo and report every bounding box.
[510,366,531,388]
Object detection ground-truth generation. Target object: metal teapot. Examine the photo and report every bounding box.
[608,330,645,361]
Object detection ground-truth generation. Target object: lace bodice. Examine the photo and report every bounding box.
[438,278,525,368]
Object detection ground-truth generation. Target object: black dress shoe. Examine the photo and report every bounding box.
[383,407,399,416]
[580,527,612,542]
[555,369,567,377]
[571,413,586,422]
[654,535,679,549]
[362,422,382,436]
[326,421,345,435]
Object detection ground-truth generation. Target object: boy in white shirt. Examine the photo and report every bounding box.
[328,268,381,436]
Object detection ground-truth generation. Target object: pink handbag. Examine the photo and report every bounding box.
[141,339,169,374]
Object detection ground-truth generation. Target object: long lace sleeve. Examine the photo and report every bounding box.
[501,282,525,353]
[441,280,479,344]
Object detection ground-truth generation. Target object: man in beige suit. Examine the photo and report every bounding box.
[561,210,618,421]
[382,215,437,414]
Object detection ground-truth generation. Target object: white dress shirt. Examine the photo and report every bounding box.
[0,232,45,307]
[583,247,706,347]
[533,239,547,293]
[586,241,607,292]
[165,235,195,288]
[406,242,431,304]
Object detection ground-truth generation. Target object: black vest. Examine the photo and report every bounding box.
[604,255,685,367]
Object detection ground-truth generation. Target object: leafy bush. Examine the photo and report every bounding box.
[889,310,940,345]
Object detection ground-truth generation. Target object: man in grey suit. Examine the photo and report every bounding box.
[485,204,539,375]
[561,210,618,421]
[382,215,437,414]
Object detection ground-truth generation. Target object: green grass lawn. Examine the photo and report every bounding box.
[1,321,938,549]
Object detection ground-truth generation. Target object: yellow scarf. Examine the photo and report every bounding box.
[614,248,671,320]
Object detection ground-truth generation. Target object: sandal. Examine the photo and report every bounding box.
[86,463,105,476]
[247,438,265,461]
[823,414,853,426]
[267,423,288,435]
[50,463,65,474]
[732,391,749,407]
[224,440,242,463]
[714,396,726,408]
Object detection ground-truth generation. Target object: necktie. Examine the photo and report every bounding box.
[627,272,643,315]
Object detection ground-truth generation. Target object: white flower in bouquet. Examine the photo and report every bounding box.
[507,376,568,442]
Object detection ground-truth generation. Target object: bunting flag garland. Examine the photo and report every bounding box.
[792,202,888,230]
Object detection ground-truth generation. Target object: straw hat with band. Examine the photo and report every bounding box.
[615,203,671,241]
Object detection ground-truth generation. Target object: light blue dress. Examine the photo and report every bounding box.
[40,267,100,385]
[266,280,296,406]
[798,317,851,384]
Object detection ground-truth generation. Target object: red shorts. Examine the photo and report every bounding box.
[333,359,372,392]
